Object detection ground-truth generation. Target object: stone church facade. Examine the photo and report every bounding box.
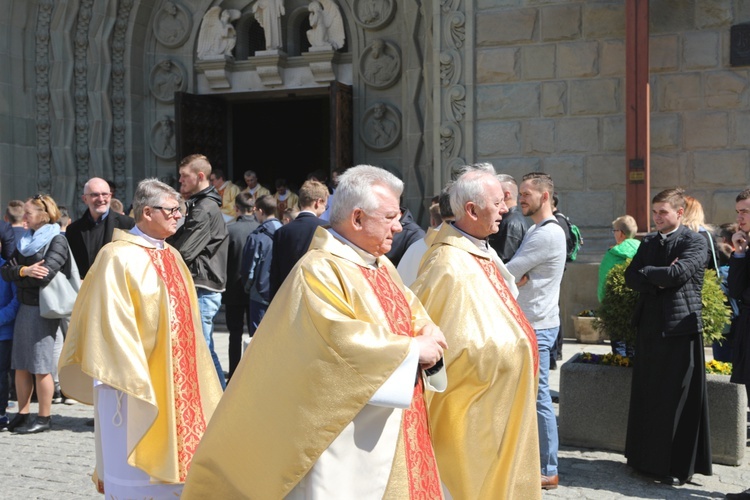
[0,0,748,254]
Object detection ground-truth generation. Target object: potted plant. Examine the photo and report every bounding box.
[571,309,607,343]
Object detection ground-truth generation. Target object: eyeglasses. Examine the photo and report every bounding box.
[152,205,182,217]
[85,192,111,198]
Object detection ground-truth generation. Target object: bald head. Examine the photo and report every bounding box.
[82,177,113,220]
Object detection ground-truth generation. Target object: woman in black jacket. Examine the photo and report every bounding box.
[0,195,69,434]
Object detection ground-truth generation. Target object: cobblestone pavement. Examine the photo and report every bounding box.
[1,333,748,498]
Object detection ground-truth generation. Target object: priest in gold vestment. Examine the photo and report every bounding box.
[59,179,222,498]
[184,165,447,499]
[412,168,541,499]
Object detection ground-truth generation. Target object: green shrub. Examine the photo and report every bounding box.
[594,261,731,350]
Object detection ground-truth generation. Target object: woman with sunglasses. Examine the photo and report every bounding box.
[0,194,70,433]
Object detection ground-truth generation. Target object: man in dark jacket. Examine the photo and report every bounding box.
[241,195,281,337]
[168,154,229,389]
[65,177,134,278]
[488,174,529,263]
[224,192,258,380]
[728,188,750,396]
[269,180,328,299]
[385,207,425,267]
[624,188,711,485]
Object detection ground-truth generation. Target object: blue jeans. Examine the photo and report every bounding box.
[249,300,268,337]
[536,327,559,476]
[0,340,10,414]
[197,289,225,390]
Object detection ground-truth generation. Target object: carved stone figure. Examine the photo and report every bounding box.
[253,0,285,50]
[353,0,394,29]
[197,7,241,59]
[306,0,345,50]
[150,59,186,102]
[360,39,400,89]
[361,102,400,151]
[154,1,191,48]
[151,115,176,160]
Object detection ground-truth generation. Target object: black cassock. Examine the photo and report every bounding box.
[624,225,712,481]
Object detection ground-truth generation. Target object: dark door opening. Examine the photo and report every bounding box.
[230,97,330,194]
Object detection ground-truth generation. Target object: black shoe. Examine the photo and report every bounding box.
[5,412,30,432]
[726,490,750,499]
[14,416,51,434]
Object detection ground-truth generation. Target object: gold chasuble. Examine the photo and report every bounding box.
[412,223,541,500]
[59,230,222,487]
[183,227,442,499]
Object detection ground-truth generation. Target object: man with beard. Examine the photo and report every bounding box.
[506,172,567,490]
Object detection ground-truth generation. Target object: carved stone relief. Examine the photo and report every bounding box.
[445,12,466,50]
[154,1,192,48]
[35,0,54,194]
[361,103,401,152]
[151,116,177,160]
[359,39,401,89]
[440,122,461,159]
[446,85,466,122]
[353,0,395,30]
[197,7,241,59]
[306,0,345,50]
[74,0,94,191]
[150,59,186,103]
[439,50,461,87]
[112,0,134,197]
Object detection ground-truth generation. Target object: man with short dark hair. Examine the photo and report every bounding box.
[65,177,135,278]
[168,154,229,390]
[624,188,711,485]
[269,180,328,298]
[209,168,241,222]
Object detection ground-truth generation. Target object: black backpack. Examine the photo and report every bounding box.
[542,213,583,261]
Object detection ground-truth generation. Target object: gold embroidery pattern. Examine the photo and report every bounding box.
[473,256,539,374]
[148,249,207,481]
[360,266,442,499]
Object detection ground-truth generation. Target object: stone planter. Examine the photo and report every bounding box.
[559,353,746,466]
[571,316,609,343]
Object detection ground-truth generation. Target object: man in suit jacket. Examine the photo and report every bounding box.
[224,192,258,379]
[66,177,135,278]
[269,180,329,299]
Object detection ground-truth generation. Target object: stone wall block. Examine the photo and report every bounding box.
[521,44,555,80]
[477,9,538,46]
[600,40,625,77]
[487,157,542,178]
[705,71,749,109]
[570,79,620,116]
[651,153,686,189]
[556,118,598,153]
[657,73,702,111]
[541,81,567,117]
[649,35,679,72]
[477,48,520,83]
[691,150,750,187]
[683,31,720,70]
[650,113,680,150]
[585,154,626,189]
[540,4,580,42]
[650,0,695,34]
[558,41,598,78]
[565,192,614,226]
[696,1,732,29]
[477,83,541,120]
[477,121,522,156]
[602,116,625,152]
[582,3,625,39]
[523,119,555,154]
[732,111,750,148]
[478,0,520,9]
[684,111,728,149]
[712,190,745,227]
[542,155,583,189]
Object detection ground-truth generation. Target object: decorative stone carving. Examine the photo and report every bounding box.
[154,1,192,48]
[361,103,401,151]
[151,116,177,160]
[353,0,395,30]
[445,12,465,50]
[359,39,401,89]
[111,0,134,197]
[440,50,461,87]
[254,50,287,86]
[35,0,54,194]
[441,0,460,13]
[306,0,345,50]
[150,59,186,102]
[74,0,94,189]
[440,122,462,159]
[196,57,233,90]
[448,158,468,179]
[253,0,285,50]
[197,7,241,60]
[446,85,466,122]
[302,47,336,82]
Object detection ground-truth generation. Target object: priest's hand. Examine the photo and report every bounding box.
[415,324,447,369]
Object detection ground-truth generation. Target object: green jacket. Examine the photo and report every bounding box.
[598,238,640,302]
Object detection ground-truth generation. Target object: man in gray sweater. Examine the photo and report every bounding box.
[506,172,567,491]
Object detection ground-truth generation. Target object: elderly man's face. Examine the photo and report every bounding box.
[474,179,507,237]
[245,175,258,189]
[143,195,183,240]
[355,185,402,257]
[83,178,112,220]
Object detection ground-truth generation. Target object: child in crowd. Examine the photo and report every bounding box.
[0,253,20,430]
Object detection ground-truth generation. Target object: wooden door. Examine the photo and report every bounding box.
[175,92,228,172]
[329,82,352,171]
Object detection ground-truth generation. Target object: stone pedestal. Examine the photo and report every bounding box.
[253,49,287,86]
[302,46,337,82]
[195,55,234,90]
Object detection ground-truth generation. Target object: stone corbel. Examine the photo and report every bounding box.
[302,46,336,83]
[253,49,287,87]
[195,55,233,90]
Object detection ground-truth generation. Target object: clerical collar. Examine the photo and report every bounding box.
[131,225,165,249]
[659,226,680,239]
[249,185,259,194]
[450,222,490,253]
[328,228,378,267]
[87,208,110,225]
[277,192,289,201]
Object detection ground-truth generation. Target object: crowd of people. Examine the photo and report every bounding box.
[0,157,748,498]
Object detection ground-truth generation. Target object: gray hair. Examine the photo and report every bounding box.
[329,165,403,225]
[451,162,496,180]
[496,173,518,198]
[450,170,499,222]
[132,178,181,222]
